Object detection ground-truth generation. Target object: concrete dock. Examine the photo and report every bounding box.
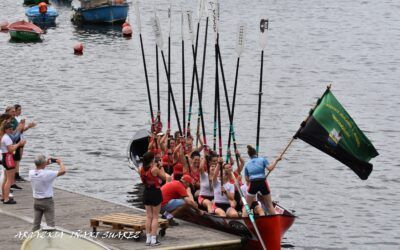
[0,182,242,250]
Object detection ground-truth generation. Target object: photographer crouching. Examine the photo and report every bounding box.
[29,155,66,231]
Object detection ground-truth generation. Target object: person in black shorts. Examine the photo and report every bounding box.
[244,145,282,215]
[140,151,168,246]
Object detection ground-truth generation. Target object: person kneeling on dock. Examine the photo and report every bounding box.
[29,155,66,231]
[160,174,197,226]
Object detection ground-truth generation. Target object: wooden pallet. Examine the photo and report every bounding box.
[90,213,169,233]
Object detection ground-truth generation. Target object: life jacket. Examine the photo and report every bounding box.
[140,166,161,188]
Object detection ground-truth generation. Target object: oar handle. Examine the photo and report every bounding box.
[266,137,295,178]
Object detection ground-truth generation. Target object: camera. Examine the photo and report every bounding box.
[50,158,57,163]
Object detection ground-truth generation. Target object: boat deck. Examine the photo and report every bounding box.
[0,182,242,250]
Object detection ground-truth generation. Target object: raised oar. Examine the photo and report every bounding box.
[218,24,246,164]
[230,171,267,250]
[133,0,154,123]
[167,4,172,137]
[195,0,208,148]
[153,14,183,135]
[187,6,208,152]
[185,9,201,137]
[226,24,246,163]
[256,19,269,155]
[181,7,186,136]
[207,0,219,152]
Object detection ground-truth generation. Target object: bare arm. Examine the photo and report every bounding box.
[267,156,283,172]
[7,140,25,153]
[56,159,66,177]
[184,187,197,207]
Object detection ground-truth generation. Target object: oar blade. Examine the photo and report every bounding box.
[153,14,164,49]
[133,0,141,34]
[235,23,246,57]
[259,19,269,49]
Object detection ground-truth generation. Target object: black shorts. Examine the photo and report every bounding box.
[143,187,162,206]
[14,147,22,161]
[214,202,232,212]
[248,179,270,196]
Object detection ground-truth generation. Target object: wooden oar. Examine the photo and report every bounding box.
[133,1,154,123]
[256,19,269,155]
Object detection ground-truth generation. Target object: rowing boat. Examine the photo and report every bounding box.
[8,20,43,42]
[127,129,296,249]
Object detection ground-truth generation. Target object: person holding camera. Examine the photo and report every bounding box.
[29,155,66,231]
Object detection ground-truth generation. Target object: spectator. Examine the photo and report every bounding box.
[1,122,26,204]
[29,155,66,231]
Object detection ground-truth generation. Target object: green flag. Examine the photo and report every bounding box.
[295,87,379,180]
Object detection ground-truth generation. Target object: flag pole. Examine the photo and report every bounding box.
[256,19,269,155]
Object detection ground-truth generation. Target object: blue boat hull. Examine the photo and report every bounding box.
[26,6,58,26]
[73,4,128,24]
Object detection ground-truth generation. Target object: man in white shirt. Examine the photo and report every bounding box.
[29,154,66,231]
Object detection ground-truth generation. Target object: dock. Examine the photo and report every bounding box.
[0,182,242,250]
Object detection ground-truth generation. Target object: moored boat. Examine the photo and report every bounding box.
[72,0,129,24]
[8,20,43,42]
[21,228,111,250]
[25,5,58,26]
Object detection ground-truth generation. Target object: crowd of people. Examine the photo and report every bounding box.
[0,105,36,205]
[139,123,282,246]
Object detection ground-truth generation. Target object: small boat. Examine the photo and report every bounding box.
[21,228,111,250]
[24,0,49,6]
[8,20,43,42]
[127,130,296,249]
[72,0,129,24]
[26,5,58,26]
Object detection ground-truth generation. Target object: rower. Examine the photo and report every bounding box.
[244,145,282,215]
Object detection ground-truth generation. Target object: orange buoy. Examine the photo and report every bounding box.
[73,42,83,55]
[39,2,48,14]
[122,22,130,28]
[122,25,132,37]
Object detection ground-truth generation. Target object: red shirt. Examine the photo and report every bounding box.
[161,181,188,206]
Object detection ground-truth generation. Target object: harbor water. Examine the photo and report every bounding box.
[1,0,399,249]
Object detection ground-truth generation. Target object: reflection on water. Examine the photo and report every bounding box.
[1,0,400,248]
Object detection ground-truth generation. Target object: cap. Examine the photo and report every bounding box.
[173,163,183,175]
[181,174,193,185]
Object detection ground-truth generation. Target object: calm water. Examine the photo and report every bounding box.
[1,0,400,249]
